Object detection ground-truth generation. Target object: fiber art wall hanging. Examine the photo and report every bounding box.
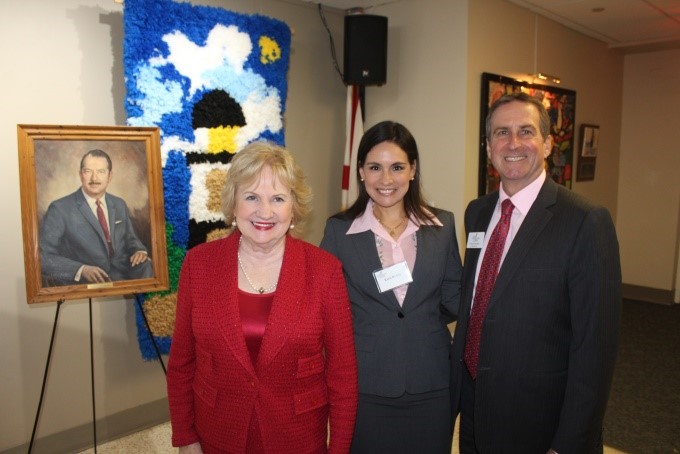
[123,0,291,359]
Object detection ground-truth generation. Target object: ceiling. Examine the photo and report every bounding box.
[304,0,680,54]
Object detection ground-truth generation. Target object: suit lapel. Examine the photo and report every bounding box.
[402,228,424,309]
[75,190,108,247]
[354,229,382,269]
[256,236,303,372]
[351,229,401,310]
[402,227,438,309]
[488,179,557,305]
[105,196,116,243]
[211,234,257,376]
[463,196,498,305]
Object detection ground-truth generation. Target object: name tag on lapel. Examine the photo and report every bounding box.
[373,261,413,293]
[467,232,485,249]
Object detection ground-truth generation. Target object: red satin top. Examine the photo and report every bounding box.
[238,289,275,453]
[238,289,274,365]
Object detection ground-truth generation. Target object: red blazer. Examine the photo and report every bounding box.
[167,232,358,453]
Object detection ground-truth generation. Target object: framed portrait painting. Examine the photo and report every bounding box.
[479,72,577,196]
[17,125,169,304]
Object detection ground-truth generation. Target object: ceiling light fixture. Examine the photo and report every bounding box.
[536,72,561,84]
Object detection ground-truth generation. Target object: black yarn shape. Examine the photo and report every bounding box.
[192,89,246,129]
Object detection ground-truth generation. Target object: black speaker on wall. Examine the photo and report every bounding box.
[343,14,388,86]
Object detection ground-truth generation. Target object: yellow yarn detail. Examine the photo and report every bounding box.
[259,36,281,64]
[207,126,239,153]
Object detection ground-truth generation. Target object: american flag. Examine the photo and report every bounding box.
[341,85,364,209]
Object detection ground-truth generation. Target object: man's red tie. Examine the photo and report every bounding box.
[96,199,114,256]
[464,199,514,379]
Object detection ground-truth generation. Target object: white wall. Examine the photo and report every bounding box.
[0,0,346,450]
[617,49,680,296]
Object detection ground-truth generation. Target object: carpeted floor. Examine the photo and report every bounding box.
[603,299,680,454]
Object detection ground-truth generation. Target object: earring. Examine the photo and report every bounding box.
[410,177,414,181]
[231,220,236,227]
[360,178,365,182]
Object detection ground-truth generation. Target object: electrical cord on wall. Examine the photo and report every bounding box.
[317,3,345,83]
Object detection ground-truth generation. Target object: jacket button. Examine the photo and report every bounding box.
[397,312,404,319]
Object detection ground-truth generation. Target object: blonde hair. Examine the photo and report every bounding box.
[222,141,312,236]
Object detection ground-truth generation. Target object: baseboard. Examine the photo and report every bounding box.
[2,398,169,454]
[622,283,675,305]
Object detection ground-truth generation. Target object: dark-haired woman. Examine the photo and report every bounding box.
[321,121,462,453]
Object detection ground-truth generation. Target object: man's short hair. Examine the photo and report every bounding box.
[485,92,551,140]
[80,149,112,171]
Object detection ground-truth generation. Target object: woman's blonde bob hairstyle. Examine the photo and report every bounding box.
[222,141,312,236]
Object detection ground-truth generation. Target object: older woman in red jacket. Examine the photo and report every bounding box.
[167,142,358,453]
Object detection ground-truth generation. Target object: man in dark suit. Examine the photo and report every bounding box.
[451,92,621,453]
[39,149,153,286]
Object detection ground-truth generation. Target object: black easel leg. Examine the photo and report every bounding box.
[89,299,97,453]
[135,294,167,375]
[28,298,64,454]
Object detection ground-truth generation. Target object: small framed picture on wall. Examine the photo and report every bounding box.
[576,124,599,181]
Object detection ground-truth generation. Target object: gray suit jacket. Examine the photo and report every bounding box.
[39,189,151,286]
[450,178,621,453]
[321,209,462,397]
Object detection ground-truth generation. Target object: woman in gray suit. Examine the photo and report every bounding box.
[321,121,462,453]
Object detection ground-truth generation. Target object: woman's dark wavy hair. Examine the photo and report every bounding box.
[332,120,438,224]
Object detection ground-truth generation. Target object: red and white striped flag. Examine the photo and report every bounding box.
[341,85,364,209]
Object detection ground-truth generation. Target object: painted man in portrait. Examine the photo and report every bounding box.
[39,149,152,286]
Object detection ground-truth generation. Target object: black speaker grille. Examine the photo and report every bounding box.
[343,15,388,86]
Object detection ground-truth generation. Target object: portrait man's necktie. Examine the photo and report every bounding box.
[96,199,114,256]
[464,198,514,379]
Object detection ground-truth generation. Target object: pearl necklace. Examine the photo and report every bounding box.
[237,239,278,294]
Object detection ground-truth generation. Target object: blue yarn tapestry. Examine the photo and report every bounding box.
[123,0,291,359]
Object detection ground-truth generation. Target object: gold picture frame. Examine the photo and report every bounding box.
[17,125,169,304]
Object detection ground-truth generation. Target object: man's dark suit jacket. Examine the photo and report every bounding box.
[450,178,621,453]
[39,189,151,286]
[321,209,462,397]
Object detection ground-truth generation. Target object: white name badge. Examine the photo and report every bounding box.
[467,232,485,249]
[373,261,413,293]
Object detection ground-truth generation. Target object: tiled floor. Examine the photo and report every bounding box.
[78,419,628,453]
[77,423,172,453]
